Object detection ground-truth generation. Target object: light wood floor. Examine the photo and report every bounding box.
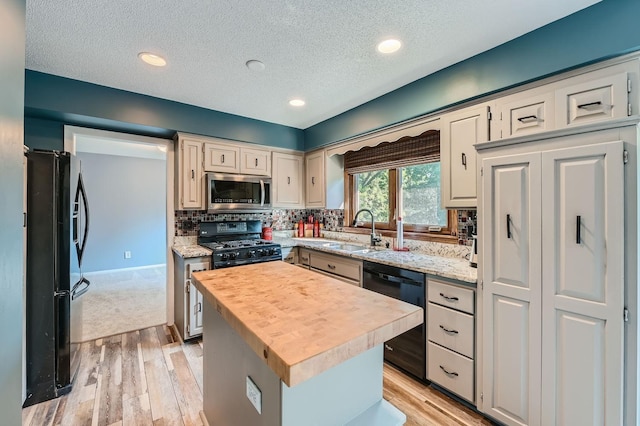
[23,325,495,426]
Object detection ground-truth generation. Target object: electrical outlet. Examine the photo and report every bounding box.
[246,376,262,414]
[124,251,131,259]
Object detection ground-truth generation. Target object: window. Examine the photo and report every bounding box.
[346,130,455,238]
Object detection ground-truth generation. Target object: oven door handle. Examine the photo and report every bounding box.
[260,179,265,206]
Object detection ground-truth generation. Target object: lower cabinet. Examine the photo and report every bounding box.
[426,278,476,404]
[308,250,362,286]
[174,254,210,340]
[281,246,297,264]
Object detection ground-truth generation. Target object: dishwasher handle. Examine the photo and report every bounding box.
[367,270,423,287]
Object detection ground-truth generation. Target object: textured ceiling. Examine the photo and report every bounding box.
[26,0,599,129]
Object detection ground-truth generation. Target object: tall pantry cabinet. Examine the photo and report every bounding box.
[477,124,630,426]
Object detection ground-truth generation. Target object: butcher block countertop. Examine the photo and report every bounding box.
[191,261,423,387]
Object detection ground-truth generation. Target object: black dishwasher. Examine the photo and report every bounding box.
[362,261,426,380]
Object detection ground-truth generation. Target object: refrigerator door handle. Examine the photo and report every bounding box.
[71,276,90,300]
[74,173,90,265]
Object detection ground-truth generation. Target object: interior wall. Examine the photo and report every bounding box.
[0,0,26,422]
[78,152,166,272]
[304,0,640,148]
[24,71,304,151]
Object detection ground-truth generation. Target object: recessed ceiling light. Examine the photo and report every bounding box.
[138,52,167,67]
[377,39,402,54]
[246,60,266,72]
[289,99,305,107]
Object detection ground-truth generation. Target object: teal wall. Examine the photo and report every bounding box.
[25,71,305,151]
[304,0,640,149]
[1,0,25,423]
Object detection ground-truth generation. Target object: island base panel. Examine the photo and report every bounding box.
[202,304,407,425]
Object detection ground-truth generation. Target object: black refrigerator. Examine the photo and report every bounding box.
[24,149,90,407]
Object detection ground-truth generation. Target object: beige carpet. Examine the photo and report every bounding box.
[72,265,167,342]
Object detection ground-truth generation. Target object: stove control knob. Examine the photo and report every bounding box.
[247,250,256,258]
[257,249,265,257]
[221,253,229,261]
[267,248,275,256]
[229,252,238,260]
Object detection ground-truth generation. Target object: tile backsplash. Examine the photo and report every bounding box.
[175,208,475,246]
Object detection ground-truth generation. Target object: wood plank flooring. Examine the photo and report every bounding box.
[23,325,495,426]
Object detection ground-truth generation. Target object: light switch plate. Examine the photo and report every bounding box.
[246,376,262,414]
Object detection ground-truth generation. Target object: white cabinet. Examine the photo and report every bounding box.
[305,151,325,207]
[427,278,476,403]
[204,142,240,173]
[539,142,624,426]
[281,247,298,264]
[496,89,555,139]
[204,142,271,176]
[308,250,362,286]
[440,103,491,209]
[555,70,629,129]
[176,137,204,210]
[240,147,271,176]
[479,135,624,426]
[173,255,210,340]
[272,152,304,208]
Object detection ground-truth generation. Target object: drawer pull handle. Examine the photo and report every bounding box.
[577,101,603,110]
[517,115,538,123]
[461,152,467,170]
[439,365,459,377]
[439,293,459,302]
[287,176,291,185]
[221,154,225,163]
[312,176,315,185]
[327,264,336,270]
[191,169,195,179]
[385,344,394,351]
[439,325,459,335]
[507,214,512,239]
[255,158,259,167]
[301,257,308,261]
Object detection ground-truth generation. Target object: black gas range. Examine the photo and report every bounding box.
[198,220,282,269]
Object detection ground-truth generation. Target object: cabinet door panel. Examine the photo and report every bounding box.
[441,105,489,208]
[541,141,624,426]
[481,152,541,426]
[273,153,303,207]
[555,72,628,128]
[204,143,240,173]
[306,152,325,207]
[240,148,271,176]
[182,139,203,209]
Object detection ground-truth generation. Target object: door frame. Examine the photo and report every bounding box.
[63,125,176,324]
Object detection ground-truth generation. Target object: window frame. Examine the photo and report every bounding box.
[344,167,458,243]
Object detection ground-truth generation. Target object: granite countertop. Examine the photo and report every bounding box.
[172,244,212,258]
[276,237,478,285]
[172,235,477,285]
[191,262,423,387]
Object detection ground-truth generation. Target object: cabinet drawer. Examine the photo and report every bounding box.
[556,71,628,128]
[427,303,474,359]
[298,248,311,266]
[428,342,474,403]
[428,280,474,314]
[310,251,361,283]
[281,247,297,264]
[499,91,554,138]
[204,143,240,173]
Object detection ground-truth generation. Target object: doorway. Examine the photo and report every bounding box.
[64,126,174,341]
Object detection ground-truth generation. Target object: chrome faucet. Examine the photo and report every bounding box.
[352,208,382,247]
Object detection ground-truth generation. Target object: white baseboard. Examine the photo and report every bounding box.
[84,263,166,275]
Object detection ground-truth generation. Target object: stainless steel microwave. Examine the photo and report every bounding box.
[206,173,272,212]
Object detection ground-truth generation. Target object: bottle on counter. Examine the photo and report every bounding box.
[297,219,304,237]
[313,219,320,238]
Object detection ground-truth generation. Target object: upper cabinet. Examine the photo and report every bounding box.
[272,151,304,208]
[305,150,325,208]
[204,140,271,176]
[440,103,491,209]
[176,136,204,210]
[204,142,240,173]
[240,147,271,176]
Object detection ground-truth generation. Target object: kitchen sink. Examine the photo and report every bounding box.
[323,242,370,252]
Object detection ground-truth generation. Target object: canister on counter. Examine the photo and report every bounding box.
[262,226,272,240]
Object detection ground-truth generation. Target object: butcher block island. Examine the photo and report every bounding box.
[191,261,424,426]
